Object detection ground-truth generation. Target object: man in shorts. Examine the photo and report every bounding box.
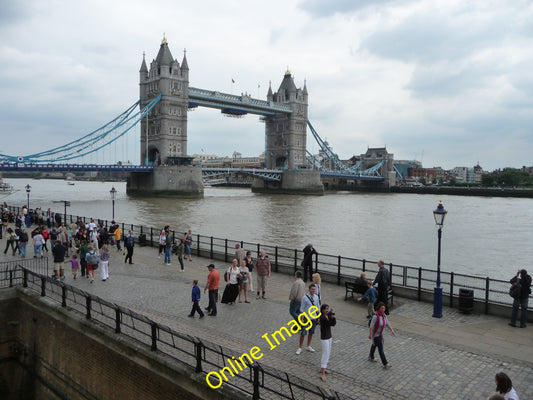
[52,240,67,281]
[296,284,320,355]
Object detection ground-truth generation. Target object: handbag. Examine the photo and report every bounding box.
[300,260,305,267]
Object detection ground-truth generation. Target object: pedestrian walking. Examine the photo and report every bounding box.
[296,284,320,355]
[373,260,391,314]
[368,302,395,368]
[509,269,531,328]
[235,243,245,265]
[254,250,271,299]
[175,239,185,271]
[204,264,220,316]
[100,244,110,281]
[85,245,99,283]
[184,229,193,261]
[238,260,250,303]
[158,230,166,258]
[319,304,336,382]
[245,250,255,293]
[124,230,134,264]
[52,240,67,281]
[289,271,306,321]
[164,229,173,265]
[221,259,241,305]
[358,280,378,319]
[188,280,205,318]
[64,253,79,280]
[312,273,322,301]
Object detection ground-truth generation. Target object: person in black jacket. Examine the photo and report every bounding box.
[373,260,391,315]
[302,244,317,282]
[509,269,531,328]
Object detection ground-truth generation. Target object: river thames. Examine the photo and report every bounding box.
[3,178,532,280]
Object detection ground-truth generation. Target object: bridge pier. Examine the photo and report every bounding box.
[127,165,203,197]
[252,170,323,195]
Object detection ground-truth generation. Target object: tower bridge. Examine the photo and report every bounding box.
[0,37,395,195]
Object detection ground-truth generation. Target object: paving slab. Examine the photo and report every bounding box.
[2,239,532,399]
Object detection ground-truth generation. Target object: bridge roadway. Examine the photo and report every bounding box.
[2,244,532,399]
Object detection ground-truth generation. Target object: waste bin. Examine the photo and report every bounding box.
[458,288,474,313]
[138,233,147,247]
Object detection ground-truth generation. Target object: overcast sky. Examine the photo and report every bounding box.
[1,0,532,170]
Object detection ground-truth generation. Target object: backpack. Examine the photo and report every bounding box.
[86,251,99,265]
[509,280,522,299]
[19,232,28,242]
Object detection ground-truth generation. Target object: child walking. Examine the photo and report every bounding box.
[65,254,79,279]
[188,280,205,318]
[357,280,378,319]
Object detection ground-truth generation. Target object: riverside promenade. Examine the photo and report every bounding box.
[2,243,532,399]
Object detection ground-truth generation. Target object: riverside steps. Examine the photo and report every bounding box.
[2,242,532,399]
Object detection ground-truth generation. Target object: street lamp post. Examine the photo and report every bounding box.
[25,184,31,209]
[110,186,117,220]
[432,200,447,318]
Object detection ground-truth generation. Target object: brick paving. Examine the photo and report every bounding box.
[3,241,533,399]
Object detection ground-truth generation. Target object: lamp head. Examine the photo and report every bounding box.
[25,184,31,193]
[110,186,117,200]
[433,200,447,227]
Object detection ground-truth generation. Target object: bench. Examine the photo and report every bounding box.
[345,281,394,307]
[345,281,368,300]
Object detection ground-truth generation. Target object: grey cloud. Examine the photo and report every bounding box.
[0,0,31,26]
[298,0,395,17]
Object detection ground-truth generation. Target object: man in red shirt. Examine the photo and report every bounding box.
[204,264,220,316]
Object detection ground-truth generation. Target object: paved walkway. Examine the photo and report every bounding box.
[2,240,532,399]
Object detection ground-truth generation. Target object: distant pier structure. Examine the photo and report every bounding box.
[127,37,322,196]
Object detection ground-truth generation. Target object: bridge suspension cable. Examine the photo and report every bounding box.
[0,95,161,164]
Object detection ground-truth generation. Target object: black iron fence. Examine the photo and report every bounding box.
[8,207,521,312]
[1,262,354,400]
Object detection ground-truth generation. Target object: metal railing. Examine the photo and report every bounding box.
[1,262,353,400]
[8,206,522,312]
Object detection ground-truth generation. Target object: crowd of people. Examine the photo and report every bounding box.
[0,204,525,395]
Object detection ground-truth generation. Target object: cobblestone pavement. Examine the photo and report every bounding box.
[3,241,533,399]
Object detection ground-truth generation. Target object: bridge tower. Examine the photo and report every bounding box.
[128,38,203,196]
[253,71,323,194]
[139,37,189,165]
[265,70,308,170]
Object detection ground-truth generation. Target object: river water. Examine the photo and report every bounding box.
[3,177,532,280]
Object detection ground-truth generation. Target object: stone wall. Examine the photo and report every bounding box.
[0,288,240,400]
[127,165,203,196]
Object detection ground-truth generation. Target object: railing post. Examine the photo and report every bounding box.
[252,364,260,400]
[274,246,278,273]
[417,267,422,302]
[362,259,366,272]
[485,277,490,315]
[150,227,153,247]
[196,234,200,257]
[23,269,28,288]
[9,270,13,287]
[403,266,407,286]
[314,252,318,274]
[389,263,393,286]
[224,239,228,263]
[41,277,46,297]
[86,296,92,320]
[450,272,454,308]
[210,236,214,259]
[195,340,203,373]
[337,255,341,286]
[61,285,67,307]
[294,249,298,274]
[115,307,121,333]
[151,323,158,351]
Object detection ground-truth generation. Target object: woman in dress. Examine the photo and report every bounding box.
[368,302,396,368]
[221,259,241,305]
[238,260,250,303]
[245,250,255,293]
[495,372,519,400]
[319,303,336,382]
[32,229,44,258]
